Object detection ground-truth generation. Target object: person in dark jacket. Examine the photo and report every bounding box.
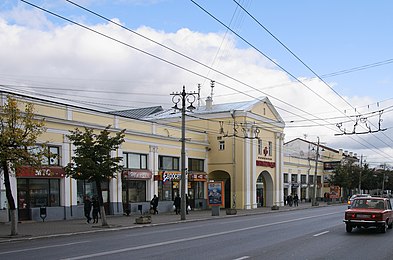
[150,195,159,214]
[186,194,190,214]
[174,194,181,215]
[92,196,100,223]
[84,195,92,223]
[293,194,299,207]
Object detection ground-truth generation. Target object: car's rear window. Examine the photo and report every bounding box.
[352,199,385,209]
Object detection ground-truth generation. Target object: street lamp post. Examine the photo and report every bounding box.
[312,137,320,206]
[171,86,197,220]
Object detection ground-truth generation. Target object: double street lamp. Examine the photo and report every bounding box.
[171,86,197,220]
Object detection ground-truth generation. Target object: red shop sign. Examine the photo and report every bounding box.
[16,166,65,178]
[256,160,276,168]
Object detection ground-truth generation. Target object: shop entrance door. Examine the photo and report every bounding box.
[17,180,30,221]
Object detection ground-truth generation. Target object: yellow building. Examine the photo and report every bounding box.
[148,96,286,209]
[0,91,285,222]
[283,138,358,203]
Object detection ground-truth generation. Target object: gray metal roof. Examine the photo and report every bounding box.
[109,106,163,119]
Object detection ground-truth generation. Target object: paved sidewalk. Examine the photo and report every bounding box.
[0,201,338,243]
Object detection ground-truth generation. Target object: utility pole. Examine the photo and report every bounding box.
[312,137,320,206]
[358,155,363,193]
[171,86,197,220]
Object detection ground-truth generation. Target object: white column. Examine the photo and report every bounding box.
[244,127,251,209]
[251,127,258,209]
[149,145,158,198]
[275,132,284,206]
[108,150,119,214]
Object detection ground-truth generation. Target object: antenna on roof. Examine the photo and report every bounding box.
[197,83,201,108]
[210,80,215,102]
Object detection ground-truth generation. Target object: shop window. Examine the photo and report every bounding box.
[122,180,146,203]
[188,158,204,172]
[159,156,179,170]
[77,180,97,205]
[123,152,147,169]
[27,178,60,207]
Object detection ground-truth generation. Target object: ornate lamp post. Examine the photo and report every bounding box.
[171,86,197,220]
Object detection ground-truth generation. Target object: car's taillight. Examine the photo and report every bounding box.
[345,213,356,219]
[371,213,382,220]
[347,201,351,205]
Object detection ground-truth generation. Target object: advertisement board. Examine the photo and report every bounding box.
[207,181,224,207]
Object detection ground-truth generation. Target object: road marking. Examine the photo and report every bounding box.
[233,256,250,260]
[0,241,90,255]
[62,211,339,260]
[313,231,330,237]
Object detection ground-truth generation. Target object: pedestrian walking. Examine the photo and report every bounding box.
[150,194,159,214]
[287,194,293,207]
[186,194,190,214]
[92,196,100,223]
[84,195,92,223]
[293,194,299,207]
[174,194,181,215]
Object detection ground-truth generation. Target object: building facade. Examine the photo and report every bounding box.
[283,138,359,202]
[0,92,285,222]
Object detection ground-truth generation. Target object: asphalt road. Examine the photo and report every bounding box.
[0,205,392,260]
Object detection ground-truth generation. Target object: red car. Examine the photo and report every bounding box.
[344,197,393,233]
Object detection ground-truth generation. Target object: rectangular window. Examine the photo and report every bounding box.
[268,141,272,156]
[219,141,225,150]
[291,174,297,183]
[159,156,179,170]
[258,139,263,154]
[123,152,147,169]
[28,178,60,207]
[284,173,288,183]
[188,158,204,172]
[301,174,307,184]
[31,145,60,166]
[317,176,322,184]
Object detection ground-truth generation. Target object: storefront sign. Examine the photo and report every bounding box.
[256,160,276,168]
[189,173,207,181]
[162,171,181,183]
[16,166,65,178]
[122,170,152,179]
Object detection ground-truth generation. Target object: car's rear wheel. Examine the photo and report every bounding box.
[380,223,387,233]
[346,224,352,233]
[388,220,393,229]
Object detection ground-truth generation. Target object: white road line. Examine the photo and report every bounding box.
[313,231,330,237]
[0,241,90,255]
[233,256,250,260]
[62,212,339,260]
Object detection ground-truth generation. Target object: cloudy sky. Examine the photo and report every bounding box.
[1,0,393,167]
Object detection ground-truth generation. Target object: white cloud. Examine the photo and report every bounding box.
[1,7,392,164]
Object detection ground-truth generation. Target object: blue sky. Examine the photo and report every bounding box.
[1,0,393,166]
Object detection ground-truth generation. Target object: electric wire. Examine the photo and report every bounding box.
[21,1,393,161]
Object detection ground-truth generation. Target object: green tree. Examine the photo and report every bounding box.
[0,97,46,236]
[65,126,125,226]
